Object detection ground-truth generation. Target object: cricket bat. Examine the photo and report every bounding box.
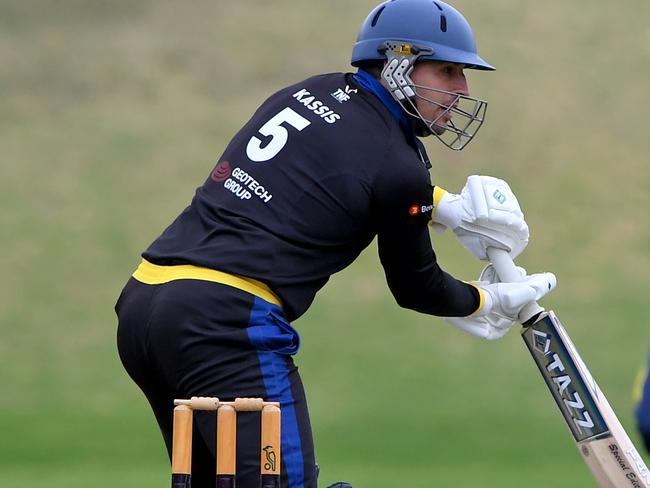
[487,247,650,487]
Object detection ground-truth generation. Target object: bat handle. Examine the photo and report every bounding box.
[486,247,544,325]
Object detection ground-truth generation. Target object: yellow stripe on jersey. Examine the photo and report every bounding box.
[132,259,282,307]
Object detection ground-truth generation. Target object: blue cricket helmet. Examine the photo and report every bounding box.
[351,0,494,71]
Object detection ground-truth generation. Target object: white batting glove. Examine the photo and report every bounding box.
[432,175,529,260]
[444,265,556,340]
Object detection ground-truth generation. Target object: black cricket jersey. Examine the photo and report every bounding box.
[143,72,479,321]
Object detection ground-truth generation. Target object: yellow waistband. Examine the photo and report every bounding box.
[132,259,282,307]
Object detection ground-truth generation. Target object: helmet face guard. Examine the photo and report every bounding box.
[352,0,494,150]
[380,41,488,151]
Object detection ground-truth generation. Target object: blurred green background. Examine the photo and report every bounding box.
[2,0,650,486]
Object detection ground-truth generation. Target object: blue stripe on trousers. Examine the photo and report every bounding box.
[247,297,304,488]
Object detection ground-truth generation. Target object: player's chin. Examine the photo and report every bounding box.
[429,112,451,135]
[430,123,447,135]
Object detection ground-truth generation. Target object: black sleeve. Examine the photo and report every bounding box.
[373,155,480,317]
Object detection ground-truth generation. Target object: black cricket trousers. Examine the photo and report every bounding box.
[115,263,317,488]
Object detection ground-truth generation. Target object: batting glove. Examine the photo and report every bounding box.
[432,175,529,260]
[444,265,556,340]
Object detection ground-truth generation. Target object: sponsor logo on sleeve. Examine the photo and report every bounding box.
[409,204,433,216]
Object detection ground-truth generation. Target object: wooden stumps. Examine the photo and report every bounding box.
[171,405,193,488]
[260,404,281,488]
[170,397,282,488]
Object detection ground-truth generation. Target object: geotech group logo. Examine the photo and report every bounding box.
[210,160,273,203]
[409,204,434,216]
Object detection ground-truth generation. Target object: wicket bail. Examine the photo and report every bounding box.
[171,397,281,488]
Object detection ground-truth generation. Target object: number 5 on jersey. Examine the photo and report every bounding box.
[246,107,311,162]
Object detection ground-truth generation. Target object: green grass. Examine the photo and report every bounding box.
[2,0,650,486]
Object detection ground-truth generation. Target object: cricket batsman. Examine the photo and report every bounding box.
[115,1,556,486]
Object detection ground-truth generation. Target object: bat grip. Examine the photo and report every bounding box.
[486,247,544,325]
